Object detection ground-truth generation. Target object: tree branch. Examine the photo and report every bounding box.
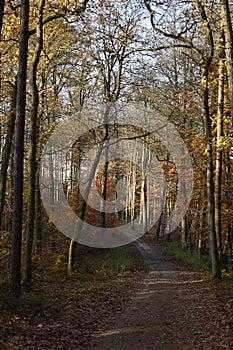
[143,0,202,56]
[28,1,89,37]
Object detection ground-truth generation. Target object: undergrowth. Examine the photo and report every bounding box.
[80,246,135,278]
[0,244,136,319]
[163,242,211,272]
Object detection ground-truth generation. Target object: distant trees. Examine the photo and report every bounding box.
[66,0,147,273]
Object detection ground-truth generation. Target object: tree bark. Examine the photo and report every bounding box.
[220,0,233,124]
[202,69,221,279]
[100,125,109,228]
[0,82,17,230]
[224,124,233,270]
[35,168,42,252]
[0,0,5,40]
[197,0,221,280]
[67,109,110,275]
[23,0,45,287]
[67,142,105,275]
[215,27,225,262]
[9,0,30,297]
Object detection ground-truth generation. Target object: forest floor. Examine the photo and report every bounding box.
[1,235,233,349]
[92,237,233,349]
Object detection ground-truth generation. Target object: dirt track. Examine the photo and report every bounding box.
[92,240,233,350]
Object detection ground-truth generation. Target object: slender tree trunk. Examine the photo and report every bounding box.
[0,0,5,40]
[197,201,206,257]
[100,125,109,228]
[67,239,76,276]
[0,0,5,152]
[139,145,148,232]
[35,168,42,252]
[100,159,109,228]
[23,0,45,287]
[130,149,137,228]
[67,109,110,275]
[224,124,233,270]
[196,0,221,280]
[220,0,233,124]
[202,69,221,280]
[67,142,105,275]
[9,0,30,297]
[155,211,163,242]
[0,82,17,230]
[215,28,225,262]
[181,176,187,250]
[181,218,187,250]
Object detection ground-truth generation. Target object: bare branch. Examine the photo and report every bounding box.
[28,1,90,37]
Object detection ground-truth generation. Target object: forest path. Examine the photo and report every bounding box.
[1,238,232,349]
[93,240,201,350]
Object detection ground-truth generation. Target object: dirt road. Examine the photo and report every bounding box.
[92,240,233,350]
[1,239,232,349]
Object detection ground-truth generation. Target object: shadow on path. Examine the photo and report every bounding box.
[93,240,194,350]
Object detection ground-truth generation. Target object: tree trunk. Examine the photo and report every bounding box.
[197,201,206,257]
[215,28,225,262]
[67,141,105,274]
[197,0,221,279]
[0,81,17,230]
[0,0,5,40]
[202,69,221,280]
[154,211,163,242]
[220,0,233,124]
[131,156,137,227]
[67,239,77,276]
[9,0,30,297]
[224,125,233,270]
[35,168,42,252]
[181,218,188,250]
[67,108,110,275]
[100,125,109,228]
[23,0,45,287]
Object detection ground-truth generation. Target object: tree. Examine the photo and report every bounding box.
[23,0,45,287]
[0,80,17,230]
[144,0,221,279]
[196,0,221,280]
[66,0,146,273]
[9,0,30,296]
[214,25,225,261]
[0,0,5,40]
[220,0,233,124]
